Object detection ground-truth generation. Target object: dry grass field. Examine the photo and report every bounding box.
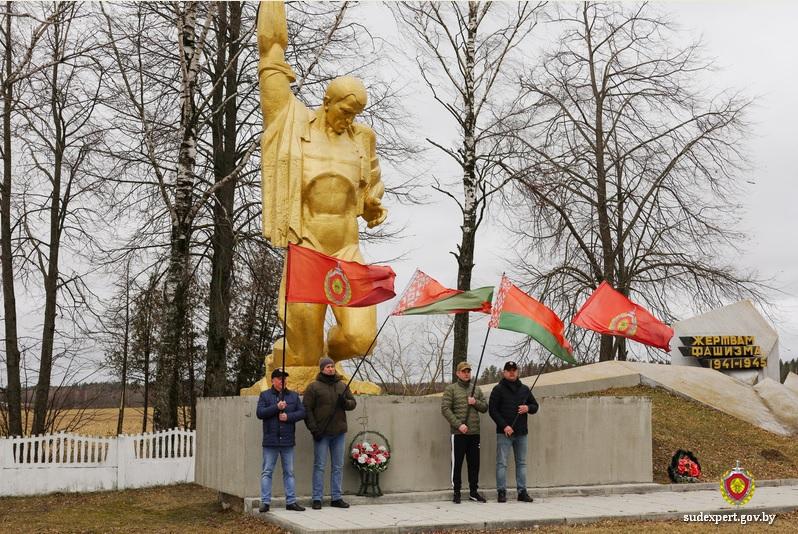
[11,407,193,437]
[572,385,798,483]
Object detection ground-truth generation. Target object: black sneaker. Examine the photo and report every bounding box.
[312,500,322,510]
[258,502,269,513]
[330,499,350,509]
[517,491,534,502]
[497,489,507,503]
[286,502,305,511]
[469,491,487,503]
[453,491,461,504]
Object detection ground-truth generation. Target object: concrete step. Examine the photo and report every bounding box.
[250,482,798,534]
[244,478,798,512]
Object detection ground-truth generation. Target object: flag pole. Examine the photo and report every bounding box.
[509,352,552,429]
[461,273,501,427]
[316,315,393,438]
[280,245,291,401]
[529,352,553,391]
[462,325,492,426]
[470,326,492,397]
[318,273,409,437]
[341,269,416,394]
[343,314,391,393]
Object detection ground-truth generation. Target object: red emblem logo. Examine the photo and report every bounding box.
[609,309,638,336]
[324,264,352,306]
[719,461,755,506]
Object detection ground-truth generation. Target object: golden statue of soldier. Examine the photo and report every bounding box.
[242,1,386,395]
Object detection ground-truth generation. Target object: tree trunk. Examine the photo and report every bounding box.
[1,1,22,437]
[141,294,152,434]
[451,3,479,380]
[234,291,260,393]
[187,325,197,429]
[584,5,616,362]
[204,1,241,397]
[116,265,130,435]
[32,31,65,435]
[156,221,191,430]
[154,4,199,430]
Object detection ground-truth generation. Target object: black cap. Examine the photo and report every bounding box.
[503,361,518,371]
[271,369,289,379]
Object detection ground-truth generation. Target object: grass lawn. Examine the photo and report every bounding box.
[0,484,284,534]
[570,385,798,483]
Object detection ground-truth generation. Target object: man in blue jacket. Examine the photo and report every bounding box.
[488,361,539,503]
[257,369,306,513]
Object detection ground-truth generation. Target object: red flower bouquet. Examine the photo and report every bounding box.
[668,449,702,483]
[350,441,391,473]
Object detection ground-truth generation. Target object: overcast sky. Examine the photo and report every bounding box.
[3,1,796,389]
[360,0,798,370]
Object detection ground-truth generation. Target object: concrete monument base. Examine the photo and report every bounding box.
[196,394,652,499]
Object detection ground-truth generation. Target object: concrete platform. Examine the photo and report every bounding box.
[253,481,798,533]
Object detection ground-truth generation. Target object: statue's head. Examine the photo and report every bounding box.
[323,76,367,134]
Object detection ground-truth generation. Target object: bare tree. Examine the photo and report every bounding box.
[228,241,282,393]
[202,1,244,398]
[12,3,108,435]
[349,316,455,395]
[393,2,543,378]
[0,1,71,437]
[103,271,162,433]
[497,2,763,362]
[99,2,245,428]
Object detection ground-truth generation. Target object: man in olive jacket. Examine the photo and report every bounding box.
[488,360,539,503]
[441,361,488,503]
[303,357,356,510]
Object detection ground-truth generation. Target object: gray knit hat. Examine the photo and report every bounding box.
[319,357,335,370]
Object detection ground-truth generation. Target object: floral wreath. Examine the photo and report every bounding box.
[349,431,391,473]
[668,449,702,483]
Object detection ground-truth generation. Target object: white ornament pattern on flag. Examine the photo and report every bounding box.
[391,269,431,315]
[489,275,512,328]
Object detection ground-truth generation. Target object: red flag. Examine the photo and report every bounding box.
[572,281,673,351]
[286,244,395,307]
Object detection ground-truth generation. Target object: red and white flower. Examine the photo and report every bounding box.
[350,440,391,473]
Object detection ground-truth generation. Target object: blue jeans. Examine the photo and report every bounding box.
[261,446,296,505]
[312,433,345,501]
[496,433,528,492]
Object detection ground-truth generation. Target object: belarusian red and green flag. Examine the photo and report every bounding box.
[489,275,575,364]
[391,270,493,316]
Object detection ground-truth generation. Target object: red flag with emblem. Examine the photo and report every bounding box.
[572,281,673,351]
[286,244,396,307]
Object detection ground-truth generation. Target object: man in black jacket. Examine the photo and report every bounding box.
[303,357,356,510]
[488,361,539,503]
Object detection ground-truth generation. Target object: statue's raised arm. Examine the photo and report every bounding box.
[249,0,389,397]
[257,0,294,126]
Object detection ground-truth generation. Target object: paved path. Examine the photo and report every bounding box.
[254,483,798,533]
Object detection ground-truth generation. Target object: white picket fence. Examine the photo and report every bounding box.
[0,428,195,496]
